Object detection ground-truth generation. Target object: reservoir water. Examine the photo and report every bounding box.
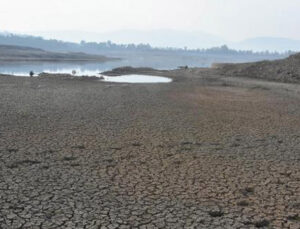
[0,54,283,77]
[102,75,172,83]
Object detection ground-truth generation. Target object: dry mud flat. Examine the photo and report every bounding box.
[0,70,299,229]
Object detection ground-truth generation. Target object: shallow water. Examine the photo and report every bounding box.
[0,62,115,77]
[102,74,172,83]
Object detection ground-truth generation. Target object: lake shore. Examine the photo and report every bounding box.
[0,69,300,228]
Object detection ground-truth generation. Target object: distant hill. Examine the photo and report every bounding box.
[26,31,300,53]
[32,29,226,49]
[0,33,79,53]
[0,32,290,58]
[214,52,300,84]
[0,45,116,62]
[231,37,300,52]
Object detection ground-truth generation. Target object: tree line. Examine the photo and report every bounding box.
[0,33,293,57]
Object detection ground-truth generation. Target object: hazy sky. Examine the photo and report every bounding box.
[1,0,300,41]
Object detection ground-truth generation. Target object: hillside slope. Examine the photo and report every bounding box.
[0,45,117,62]
[214,53,300,83]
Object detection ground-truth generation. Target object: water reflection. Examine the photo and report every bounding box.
[102,75,172,83]
[0,61,123,76]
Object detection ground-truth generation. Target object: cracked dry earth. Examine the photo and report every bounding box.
[0,72,299,229]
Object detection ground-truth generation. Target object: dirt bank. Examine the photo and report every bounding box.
[213,52,300,84]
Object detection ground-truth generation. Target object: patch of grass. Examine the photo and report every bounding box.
[287,214,300,221]
[166,153,174,157]
[280,171,292,177]
[242,221,253,225]
[7,160,41,169]
[292,202,300,209]
[110,146,122,150]
[241,187,255,195]
[237,200,249,207]
[17,109,32,118]
[208,210,224,217]
[250,86,270,91]
[72,145,85,149]
[132,142,142,147]
[245,187,255,192]
[42,149,55,154]
[230,143,240,148]
[7,148,18,153]
[220,82,231,87]
[42,165,50,170]
[63,156,77,161]
[20,160,41,165]
[7,163,18,169]
[104,159,114,163]
[181,141,193,145]
[254,219,270,228]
